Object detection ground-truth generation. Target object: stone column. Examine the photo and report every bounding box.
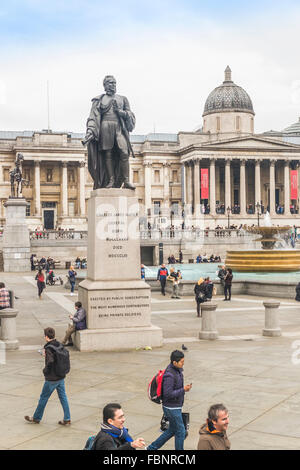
[240,159,246,216]
[34,161,41,217]
[284,160,291,215]
[225,159,231,210]
[185,162,193,214]
[144,162,152,216]
[269,159,276,216]
[199,303,218,340]
[78,161,86,216]
[209,158,216,216]
[255,159,261,206]
[61,162,68,217]
[163,162,170,209]
[194,159,201,217]
[0,308,19,350]
[262,301,281,337]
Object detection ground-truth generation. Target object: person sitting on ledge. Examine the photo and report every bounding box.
[62,301,87,347]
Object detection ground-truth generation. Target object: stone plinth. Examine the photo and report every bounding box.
[263,301,281,337]
[0,308,19,350]
[78,188,163,351]
[3,198,30,272]
[199,303,218,340]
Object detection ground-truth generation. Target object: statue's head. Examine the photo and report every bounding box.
[103,75,116,96]
[16,153,24,164]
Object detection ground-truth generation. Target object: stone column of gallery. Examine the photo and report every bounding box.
[284,160,291,216]
[209,158,216,216]
[34,161,41,217]
[240,159,246,216]
[269,159,276,217]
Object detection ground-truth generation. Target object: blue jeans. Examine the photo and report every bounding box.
[33,379,71,422]
[147,407,185,450]
[70,281,75,293]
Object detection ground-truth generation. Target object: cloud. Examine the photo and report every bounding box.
[0,1,300,134]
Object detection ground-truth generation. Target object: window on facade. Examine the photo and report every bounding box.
[42,202,56,208]
[24,169,31,182]
[46,168,53,182]
[251,117,254,133]
[154,170,160,183]
[68,201,75,216]
[3,168,10,182]
[216,117,221,132]
[236,116,241,131]
[133,170,139,183]
[153,201,161,215]
[26,203,31,217]
[171,201,179,215]
[68,169,75,183]
[172,170,178,182]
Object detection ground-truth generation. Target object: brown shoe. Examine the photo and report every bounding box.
[24,415,40,423]
[58,420,71,426]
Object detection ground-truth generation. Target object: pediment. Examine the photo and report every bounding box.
[201,136,300,150]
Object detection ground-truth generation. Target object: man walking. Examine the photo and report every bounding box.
[88,403,145,450]
[224,268,233,301]
[62,301,87,347]
[197,404,230,450]
[147,350,192,450]
[24,327,71,425]
[157,263,169,296]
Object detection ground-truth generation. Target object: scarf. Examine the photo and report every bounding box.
[100,423,133,443]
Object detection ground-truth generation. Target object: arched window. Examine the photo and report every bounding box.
[216,117,220,132]
[236,116,241,131]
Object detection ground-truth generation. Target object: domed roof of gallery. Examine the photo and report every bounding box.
[282,117,300,135]
[203,66,255,117]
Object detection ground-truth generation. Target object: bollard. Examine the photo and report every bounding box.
[0,308,19,350]
[262,301,281,337]
[199,303,218,340]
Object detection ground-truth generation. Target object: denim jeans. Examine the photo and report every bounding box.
[33,379,71,422]
[70,281,75,293]
[147,407,185,450]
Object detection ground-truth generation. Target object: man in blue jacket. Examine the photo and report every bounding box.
[157,264,169,296]
[147,350,192,450]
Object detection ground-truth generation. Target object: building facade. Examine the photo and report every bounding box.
[1,66,300,230]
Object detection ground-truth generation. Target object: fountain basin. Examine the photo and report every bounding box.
[225,250,300,272]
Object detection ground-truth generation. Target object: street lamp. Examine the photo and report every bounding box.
[227,206,231,229]
[255,201,261,227]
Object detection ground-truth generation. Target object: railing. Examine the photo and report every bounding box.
[30,230,88,240]
[140,228,252,240]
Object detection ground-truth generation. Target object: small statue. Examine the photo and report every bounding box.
[83,75,136,190]
[9,153,29,198]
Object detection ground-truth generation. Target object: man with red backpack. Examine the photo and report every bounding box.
[147,350,192,450]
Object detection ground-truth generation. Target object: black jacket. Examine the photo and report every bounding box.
[93,431,134,451]
[194,282,207,302]
[296,283,300,301]
[162,363,185,408]
[43,339,65,381]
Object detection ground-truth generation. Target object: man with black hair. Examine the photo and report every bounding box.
[91,403,145,450]
[197,404,230,450]
[147,350,192,450]
[24,327,71,426]
[62,301,87,347]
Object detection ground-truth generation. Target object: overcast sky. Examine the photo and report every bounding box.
[0,0,300,135]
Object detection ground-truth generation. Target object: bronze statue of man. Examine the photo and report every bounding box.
[83,75,136,190]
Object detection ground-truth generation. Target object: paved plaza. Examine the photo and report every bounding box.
[1,271,300,450]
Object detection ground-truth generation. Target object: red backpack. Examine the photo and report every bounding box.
[148,369,166,404]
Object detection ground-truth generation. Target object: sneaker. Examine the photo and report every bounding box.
[58,420,71,426]
[24,415,40,424]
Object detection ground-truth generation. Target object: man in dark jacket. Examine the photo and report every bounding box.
[157,264,169,296]
[197,403,230,450]
[92,403,145,450]
[296,283,300,301]
[147,350,192,450]
[24,327,71,425]
[62,301,87,347]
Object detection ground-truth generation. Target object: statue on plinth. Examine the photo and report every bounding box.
[82,75,136,190]
[9,153,28,198]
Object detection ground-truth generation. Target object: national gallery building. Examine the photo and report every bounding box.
[1,66,300,230]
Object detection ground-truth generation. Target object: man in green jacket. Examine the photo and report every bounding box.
[197,404,230,450]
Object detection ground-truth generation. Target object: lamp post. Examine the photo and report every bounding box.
[256,201,261,227]
[227,206,231,229]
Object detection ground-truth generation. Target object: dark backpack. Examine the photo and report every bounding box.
[47,343,70,377]
[148,369,165,404]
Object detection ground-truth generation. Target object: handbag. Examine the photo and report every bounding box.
[160,412,190,438]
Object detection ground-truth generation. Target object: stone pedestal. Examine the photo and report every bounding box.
[78,188,163,351]
[262,301,281,337]
[0,308,19,350]
[199,303,218,340]
[3,198,30,272]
